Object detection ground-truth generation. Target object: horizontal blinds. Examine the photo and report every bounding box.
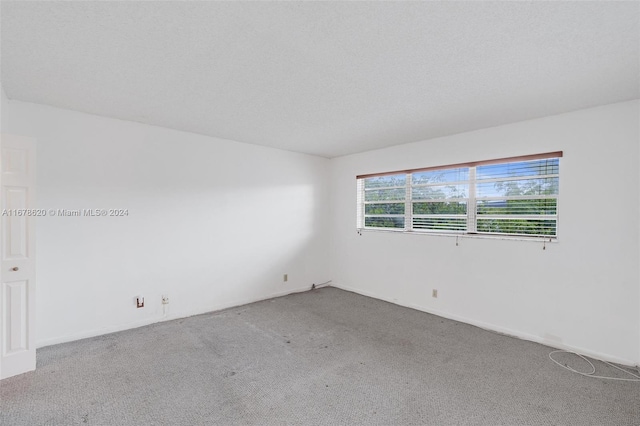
[357,152,561,238]
[356,178,364,229]
[475,157,559,237]
[410,166,469,232]
[356,151,562,180]
[360,173,406,230]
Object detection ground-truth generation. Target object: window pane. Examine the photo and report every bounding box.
[477,199,557,215]
[410,167,470,233]
[412,168,469,184]
[476,177,558,198]
[365,203,405,215]
[477,159,559,180]
[364,188,405,201]
[412,184,468,200]
[365,217,405,229]
[413,202,467,215]
[358,155,559,237]
[364,174,406,189]
[477,218,556,236]
[413,217,467,231]
[474,157,560,237]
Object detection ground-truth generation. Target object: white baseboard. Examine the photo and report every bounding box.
[36,285,313,349]
[38,282,637,368]
[332,283,638,368]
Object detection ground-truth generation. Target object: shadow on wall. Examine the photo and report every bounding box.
[36,159,329,346]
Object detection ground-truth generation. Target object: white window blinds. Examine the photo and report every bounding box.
[411,167,469,232]
[356,152,562,238]
[357,173,406,229]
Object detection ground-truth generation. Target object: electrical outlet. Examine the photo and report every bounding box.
[432,289,438,298]
[136,296,144,308]
[283,274,288,282]
[161,295,169,305]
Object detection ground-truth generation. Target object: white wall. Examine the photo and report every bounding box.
[3,96,638,365]
[5,100,331,347]
[0,86,9,134]
[330,100,640,365]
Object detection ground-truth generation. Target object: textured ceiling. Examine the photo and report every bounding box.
[1,1,638,158]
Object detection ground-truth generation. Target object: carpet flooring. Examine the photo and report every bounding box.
[1,287,639,425]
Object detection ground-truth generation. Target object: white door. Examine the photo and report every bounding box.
[0,134,36,380]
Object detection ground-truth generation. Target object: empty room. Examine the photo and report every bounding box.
[1,1,639,425]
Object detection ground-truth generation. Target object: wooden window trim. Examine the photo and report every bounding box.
[356,151,563,180]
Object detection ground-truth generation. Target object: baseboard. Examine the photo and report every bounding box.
[333,283,638,368]
[38,282,637,368]
[36,285,313,349]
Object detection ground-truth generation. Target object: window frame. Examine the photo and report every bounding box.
[356,152,562,239]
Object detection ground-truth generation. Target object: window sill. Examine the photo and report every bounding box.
[356,228,558,243]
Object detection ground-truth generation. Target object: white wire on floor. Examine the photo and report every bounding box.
[549,350,640,382]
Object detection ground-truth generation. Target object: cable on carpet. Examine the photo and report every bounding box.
[311,280,332,290]
[548,350,640,382]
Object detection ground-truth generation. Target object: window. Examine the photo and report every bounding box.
[356,152,562,238]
